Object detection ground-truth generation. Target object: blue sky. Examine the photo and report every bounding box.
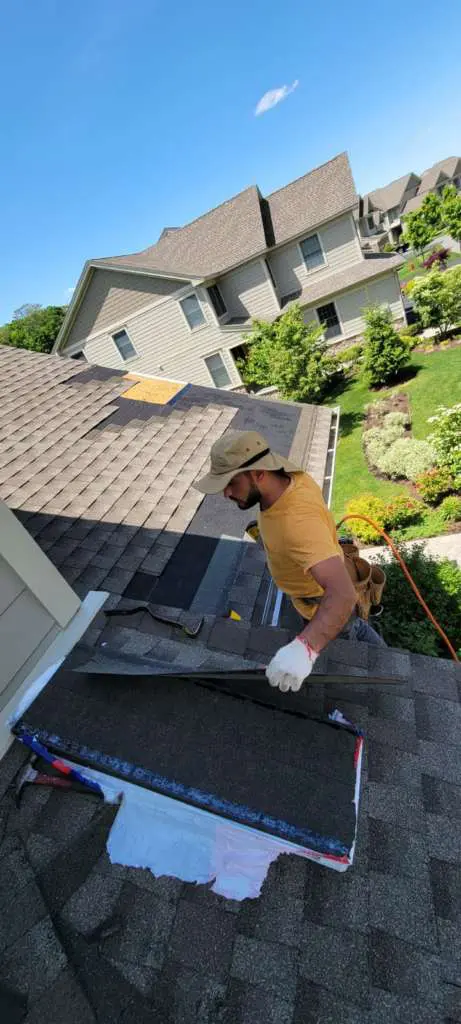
[1,0,460,323]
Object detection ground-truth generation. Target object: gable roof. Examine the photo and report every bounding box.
[76,153,357,283]
[266,152,357,246]
[364,173,420,214]
[420,155,461,185]
[94,186,267,279]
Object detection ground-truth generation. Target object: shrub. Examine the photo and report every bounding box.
[335,343,363,364]
[399,332,423,350]
[384,494,426,529]
[411,265,461,337]
[401,323,420,337]
[427,404,461,479]
[383,411,410,428]
[241,304,336,402]
[344,494,387,543]
[415,466,455,503]
[361,305,411,387]
[383,242,395,252]
[422,247,451,271]
[378,438,436,481]
[373,544,461,657]
[363,420,407,470]
[438,495,461,522]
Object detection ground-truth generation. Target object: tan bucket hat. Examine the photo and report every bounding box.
[195,430,301,494]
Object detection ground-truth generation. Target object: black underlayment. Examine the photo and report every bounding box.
[15,654,358,853]
[125,534,219,607]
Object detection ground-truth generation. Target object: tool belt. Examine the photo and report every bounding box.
[302,540,386,622]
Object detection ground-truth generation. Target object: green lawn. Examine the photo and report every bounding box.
[398,251,461,284]
[328,346,461,522]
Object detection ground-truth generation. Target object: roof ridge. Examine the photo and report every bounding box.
[142,184,261,252]
[266,151,351,200]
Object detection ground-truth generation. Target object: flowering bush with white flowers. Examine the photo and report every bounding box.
[427,404,461,481]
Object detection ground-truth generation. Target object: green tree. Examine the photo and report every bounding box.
[402,208,435,256]
[361,305,410,387]
[411,266,461,338]
[241,304,336,402]
[12,303,42,320]
[419,191,443,235]
[441,184,461,247]
[0,305,67,354]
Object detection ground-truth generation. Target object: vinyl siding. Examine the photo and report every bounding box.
[303,272,405,344]
[0,501,81,713]
[0,554,56,708]
[83,288,243,388]
[267,214,361,300]
[66,269,187,349]
[218,260,277,318]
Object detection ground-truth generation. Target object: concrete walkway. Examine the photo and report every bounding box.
[362,531,461,567]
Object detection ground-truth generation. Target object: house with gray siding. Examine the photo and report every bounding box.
[55,153,406,389]
[359,156,461,249]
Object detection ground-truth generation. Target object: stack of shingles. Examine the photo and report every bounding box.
[0,347,237,606]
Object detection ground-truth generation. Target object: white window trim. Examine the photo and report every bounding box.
[179,291,208,333]
[298,231,328,278]
[314,301,343,342]
[204,350,233,389]
[112,327,138,363]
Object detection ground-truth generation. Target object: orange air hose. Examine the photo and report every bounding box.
[336,513,459,663]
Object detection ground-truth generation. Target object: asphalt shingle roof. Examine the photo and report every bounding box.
[2,631,461,1022]
[91,153,357,280]
[266,152,357,246]
[280,252,404,308]
[364,173,419,214]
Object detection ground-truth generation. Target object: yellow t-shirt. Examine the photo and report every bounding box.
[258,473,343,620]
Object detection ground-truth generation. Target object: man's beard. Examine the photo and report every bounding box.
[231,484,261,510]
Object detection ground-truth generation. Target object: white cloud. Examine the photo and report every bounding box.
[255,80,299,116]
[65,286,75,297]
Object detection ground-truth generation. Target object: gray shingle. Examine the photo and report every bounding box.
[304,865,369,933]
[294,981,368,1024]
[429,860,461,922]
[62,872,123,936]
[0,918,67,1000]
[101,883,175,970]
[367,781,425,831]
[369,819,429,879]
[369,930,441,1004]
[169,899,236,978]
[224,979,295,1024]
[415,694,461,745]
[298,923,369,1006]
[231,935,298,1002]
[369,872,437,949]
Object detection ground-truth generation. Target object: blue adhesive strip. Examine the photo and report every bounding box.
[168,383,192,406]
[14,721,350,857]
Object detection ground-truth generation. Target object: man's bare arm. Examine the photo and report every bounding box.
[301,556,356,653]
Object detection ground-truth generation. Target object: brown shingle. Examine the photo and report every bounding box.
[267,153,357,246]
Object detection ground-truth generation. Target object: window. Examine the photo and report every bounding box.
[112,329,137,361]
[367,215,375,231]
[388,206,399,223]
[207,284,227,318]
[180,293,206,330]
[265,259,277,289]
[316,302,341,340]
[205,352,231,388]
[300,233,325,271]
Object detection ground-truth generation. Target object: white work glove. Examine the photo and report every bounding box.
[266,637,318,693]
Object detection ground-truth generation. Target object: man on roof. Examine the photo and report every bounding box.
[196,430,384,694]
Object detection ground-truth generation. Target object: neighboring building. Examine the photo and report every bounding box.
[402,156,461,216]
[359,156,461,248]
[54,153,405,389]
[359,173,421,248]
